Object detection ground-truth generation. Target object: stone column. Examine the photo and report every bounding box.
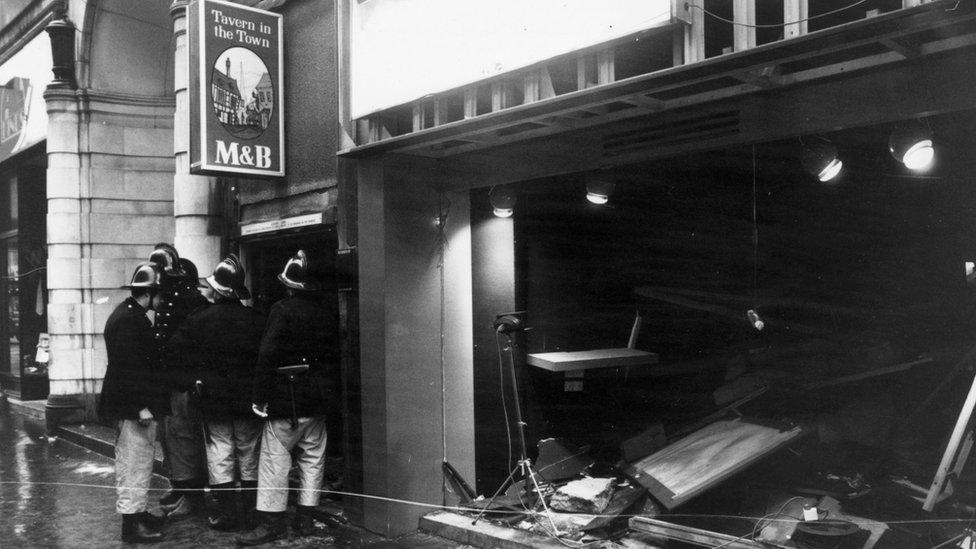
[171,1,222,273]
[43,81,86,428]
[45,9,177,427]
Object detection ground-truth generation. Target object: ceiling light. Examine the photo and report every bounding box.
[802,140,843,183]
[489,186,516,218]
[585,177,615,205]
[889,120,934,171]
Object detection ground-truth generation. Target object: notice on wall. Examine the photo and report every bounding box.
[189,0,283,177]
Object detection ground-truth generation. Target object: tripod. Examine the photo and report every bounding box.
[471,316,559,535]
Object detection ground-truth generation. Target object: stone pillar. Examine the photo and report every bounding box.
[171,1,222,273]
[44,83,85,428]
[44,10,177,427]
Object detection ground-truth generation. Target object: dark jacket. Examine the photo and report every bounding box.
[253,293,340,419]
[153,276,209,344]
[97,297,171,421]
[165,299,266,419]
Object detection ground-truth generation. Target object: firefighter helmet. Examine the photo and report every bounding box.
[206,254,251,300]
[277,249,321,291]
[148,243,185,277]
[121,262,161,289]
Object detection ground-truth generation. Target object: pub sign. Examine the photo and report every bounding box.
[189,0,284,177]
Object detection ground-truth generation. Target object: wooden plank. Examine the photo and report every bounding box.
[597,48,615,84]
[412,103,424,132]
[463,87,478,119]
[538,67,555,100]
[784,0,808,39]
[577,56,592,90]
[733,0,756,52]
[491,81,508,111]
[803,356,932,390]
[925,369,976,511]
[629,516,766,548]
[433,98,450,126]
[527,348,659,372]
[627,418,805,509]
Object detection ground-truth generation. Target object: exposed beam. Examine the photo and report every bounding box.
[340,4,976,158]
[879,36,921,58]
[624,94,666,111]
[784,0,808,39]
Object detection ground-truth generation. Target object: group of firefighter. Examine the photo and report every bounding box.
[96,243,340,545]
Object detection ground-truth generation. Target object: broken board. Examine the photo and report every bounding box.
[624,417,805,509]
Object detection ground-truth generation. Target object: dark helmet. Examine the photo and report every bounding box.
[148,243,185,277]
[120,262,161,289]
[277,249,321,291]
[179,258,199,282]
[206,254,251,300]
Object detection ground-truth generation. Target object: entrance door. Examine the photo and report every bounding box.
[243,229,336,314]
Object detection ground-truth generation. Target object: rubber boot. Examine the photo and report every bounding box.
[293,505,316,537]
[121,513,164,543]
[208,482,240,532]
[240,480,258,530]
[236,511,287,546]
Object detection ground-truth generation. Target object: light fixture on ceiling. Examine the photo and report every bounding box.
[585,176,616,205]
[747,309,764,331]
[889,120,934,171]
[489,186,516,218]
[802,139,843,183]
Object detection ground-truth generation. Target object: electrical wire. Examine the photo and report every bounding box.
[751,144,758,307]
[437,193,449,504]
[690,0,870,29]
[0,265,46,280]
[496,332,514,473]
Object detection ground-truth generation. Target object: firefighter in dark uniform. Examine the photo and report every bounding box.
[97,262,170,543]
[237,250,341,546]
[166,254,266,532]
[148,243,210,518]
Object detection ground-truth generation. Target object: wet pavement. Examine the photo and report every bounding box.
[0,407,444,548]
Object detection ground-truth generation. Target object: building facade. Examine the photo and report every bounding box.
[3,0,976,541]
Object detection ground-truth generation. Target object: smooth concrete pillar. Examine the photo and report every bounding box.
[171,1,221,272]
[356,159,475,536]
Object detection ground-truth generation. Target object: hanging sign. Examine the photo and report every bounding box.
[189,0,284,177]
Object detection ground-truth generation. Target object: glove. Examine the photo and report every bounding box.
[251,403,269,418]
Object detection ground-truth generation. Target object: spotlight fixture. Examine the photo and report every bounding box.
[802,140,843,183]
[889,120,934,171]
[747,309,764,331]
[585,177,616,205]
[489,186,516,218]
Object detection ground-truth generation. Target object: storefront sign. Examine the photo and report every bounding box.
[351,0,674,118]
[0,35,51,164]
[240,212,324,237]
[189,0,284,177]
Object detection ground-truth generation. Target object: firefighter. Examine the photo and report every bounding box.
[167,254,266,531]
[97,262,170,543]
[237,250,341,546]
[149,244,210,519]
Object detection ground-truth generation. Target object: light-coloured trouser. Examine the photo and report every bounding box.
[205,418,262,485]
[163,391,205,482]
[115,419,158,514]
[256,416,327,512]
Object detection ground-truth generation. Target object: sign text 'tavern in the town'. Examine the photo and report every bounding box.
[189,0,284,177]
